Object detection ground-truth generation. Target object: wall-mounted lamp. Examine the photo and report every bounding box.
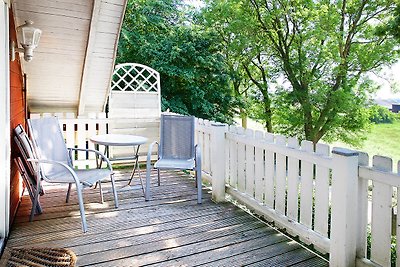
[11,20,42,62]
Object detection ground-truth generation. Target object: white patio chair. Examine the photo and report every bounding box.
[14,124,43,216]
[145,114,202,204]
[25,117,119,232]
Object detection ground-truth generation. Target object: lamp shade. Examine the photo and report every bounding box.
[16,20,41,49]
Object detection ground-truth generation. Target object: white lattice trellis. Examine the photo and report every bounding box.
[108,63,161,160]
[111,63,160,92]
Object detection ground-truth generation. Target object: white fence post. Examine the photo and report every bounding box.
[211,122,226,202]
[356,152,369,260]
[330,147,359,267]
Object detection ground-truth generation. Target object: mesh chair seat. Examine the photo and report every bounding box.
[46,168,112,187]
[155,158,195,170]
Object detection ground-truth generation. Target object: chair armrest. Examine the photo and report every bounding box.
[195,144,202,164]
[67,147,113,172]
[146,141,159,165]
[27,158,83,186]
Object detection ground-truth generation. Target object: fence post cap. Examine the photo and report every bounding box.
[332,147,359,157]
[211,122,226,127]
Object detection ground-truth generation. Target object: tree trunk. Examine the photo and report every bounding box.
[240,108,248,128]
[263,92,273,133]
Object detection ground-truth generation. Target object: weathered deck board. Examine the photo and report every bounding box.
[155,234,293,266]
[2,169,328,266]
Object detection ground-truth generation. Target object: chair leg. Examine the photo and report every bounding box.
[138,171,145,196]
[196,162,202,204]
[145,161,151,201]
[98,181,104,204]
[157,169,161,186]
[66,183,72,203]
[75,182,87,233]
[110,173,119,208]
[30,178,41,222]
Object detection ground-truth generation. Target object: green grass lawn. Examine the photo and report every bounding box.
[334,120,400,164]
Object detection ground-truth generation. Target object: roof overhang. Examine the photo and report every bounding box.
[12,0,127,116]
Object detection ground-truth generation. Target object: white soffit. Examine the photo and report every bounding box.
[78,0,127,115]
[13,0,127,115]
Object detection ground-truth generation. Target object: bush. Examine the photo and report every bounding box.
[369,105,395,124]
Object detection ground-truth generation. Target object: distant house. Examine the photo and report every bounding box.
[392,104,400,113]
[373,97,400,112]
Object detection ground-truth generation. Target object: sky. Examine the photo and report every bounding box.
[183,0,204,8]
[371,62,400,100]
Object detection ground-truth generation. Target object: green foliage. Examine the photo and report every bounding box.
[272,82,372,146]
[392,236,397,267]
[203,0,277,131]
[375,1,400,41]
[254,0,397,144]
[118,0,400,144]
[369,105,395,124]
[117,0,238,123]
[205,0,399,144]
[202,1,260,127]
[247,97,269,127]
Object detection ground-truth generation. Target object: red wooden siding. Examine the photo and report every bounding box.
[9,9,26,226]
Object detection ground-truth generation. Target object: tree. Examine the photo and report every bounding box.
[117,0,238,123]
[202,1,253,128]
[369,104,395,124]
[203,0,276,131]
[242,52,275,132]
[245,0,398,144]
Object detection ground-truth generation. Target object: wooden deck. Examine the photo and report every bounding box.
[1,169,329,266]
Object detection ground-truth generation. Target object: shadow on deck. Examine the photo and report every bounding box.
[1,169,328,266]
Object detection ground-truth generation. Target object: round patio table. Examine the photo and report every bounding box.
[90,134,148,192]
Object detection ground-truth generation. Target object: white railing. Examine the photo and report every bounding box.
[196,118,400,267]
[195,119,212,175]
[357,154,399,267]
[196,119,333,253]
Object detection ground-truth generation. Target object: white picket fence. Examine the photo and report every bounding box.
[196,118,400,267]
[28,113,400,266]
